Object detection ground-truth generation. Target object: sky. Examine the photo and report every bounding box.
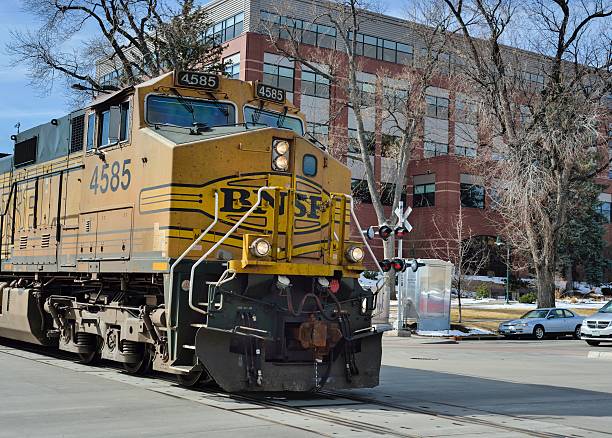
[0,2,69,155]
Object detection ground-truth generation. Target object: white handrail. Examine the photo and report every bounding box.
[347,194,382,272]
[188,186,279,315]
[166,191,219,358]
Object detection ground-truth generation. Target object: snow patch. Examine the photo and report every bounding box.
[416,327,494,337]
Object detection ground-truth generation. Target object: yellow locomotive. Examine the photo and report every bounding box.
[0,71,382,391]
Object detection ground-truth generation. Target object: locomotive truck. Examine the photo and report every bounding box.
[0,71,383,391]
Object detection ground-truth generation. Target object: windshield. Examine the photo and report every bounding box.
[244,106,304,135]
[146,95,236,128]
[599,301,612,313]
[520,310,549,319]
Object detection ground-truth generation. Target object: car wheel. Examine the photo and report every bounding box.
[586,340,600,347]
[573,325,581,339]
[533,325,545,340]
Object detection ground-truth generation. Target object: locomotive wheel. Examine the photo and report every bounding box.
[176,368,213,388]
[76,334,102,365]
[123,346,153,375]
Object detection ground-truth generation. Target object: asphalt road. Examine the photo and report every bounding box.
[1,336,611,437]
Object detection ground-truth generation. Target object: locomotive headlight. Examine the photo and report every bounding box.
[274,140,290,155]
[346,246,365,263]
[273,155,289,171]
[272,139,290,171]
[250,238,271,257]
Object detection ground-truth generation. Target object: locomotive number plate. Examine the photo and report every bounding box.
[255,83,286,103]
[175,71,220,90]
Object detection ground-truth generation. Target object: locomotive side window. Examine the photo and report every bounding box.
[244,106,304,135]
[303,154,317,176]
[86,113,95,150]
[95,100,131,149]
[146,95,236,128]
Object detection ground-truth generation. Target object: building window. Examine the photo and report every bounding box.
[596,202,611,223]
[99,69,122,88]
[206,12,244,43]
[349,32,413,65]
[456,145,477,157]
[348,129,375,155]
[301,69,330,98]
[413,183,435,207]
[350,80,376,106]
[306,122,328,147]
[381,134,400,158]
[461,183,485,209]
[352,179,372,203]
[224,53,240,79]
[263,61,294,92]
[522,70,544,88]
[260,11,336,49]
[380,183,406,206]
[424,141,448,158]
[426,95,449,119]
[455,97,477,123]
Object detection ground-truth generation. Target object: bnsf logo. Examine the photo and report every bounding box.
[219,188,324,219]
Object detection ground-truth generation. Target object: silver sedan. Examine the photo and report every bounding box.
[498,308,584,340]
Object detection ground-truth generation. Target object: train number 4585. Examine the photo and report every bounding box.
[89,159,131,194]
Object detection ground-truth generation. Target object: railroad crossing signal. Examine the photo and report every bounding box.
[363,206,413,241]
[379,258,425,273]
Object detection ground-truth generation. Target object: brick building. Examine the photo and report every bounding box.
[99,0,612,275]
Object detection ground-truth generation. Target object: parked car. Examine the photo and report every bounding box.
[498,308,583,340]
[580,300,612,346]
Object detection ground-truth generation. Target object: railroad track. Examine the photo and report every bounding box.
[0,339,590,437]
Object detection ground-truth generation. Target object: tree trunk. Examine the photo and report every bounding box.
[536,265,556,308]
[565,263,574,294]
[373,238,395,328]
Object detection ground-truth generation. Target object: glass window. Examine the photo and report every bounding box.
[424,141,448,158]
[348,129,375,155]
[244,106,304,135]
[596,201,611,223]
[563,310,575,318]
[348,32,413,65]
[381,183,405,206]
[351,179,371,204]
[413,183,435,207]
[303,154,317,176]
[306,122,328,147]
[263,61,294,92]
[224,53,241,79]
[206,12,244,43]
[146,95,236,128]
[426,95,449,119]
[461,183,485,209]
[456,145,477,157]
[119,101,130,142]
[301,69,329,98]
[381,134,399,158]
[98,110,110,147]
[86,113,95,150]
[260,10,336,49]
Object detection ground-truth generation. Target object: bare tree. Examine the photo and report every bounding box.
[431,204,489,322]
[261,0,454,324]
[7,0,227,100]
[443,0,611,307]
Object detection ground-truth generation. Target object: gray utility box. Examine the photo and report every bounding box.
[397,259,453,332]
